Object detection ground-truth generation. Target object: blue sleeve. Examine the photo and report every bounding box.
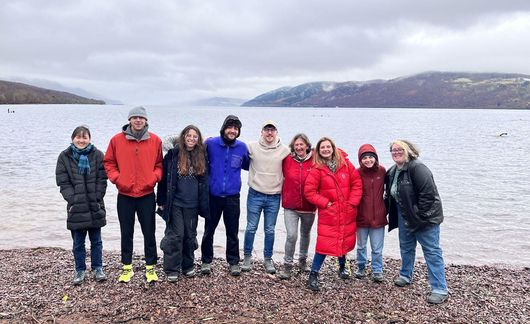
[242,147,250,171]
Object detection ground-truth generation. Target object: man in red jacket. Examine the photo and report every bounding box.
[104,106,163,283]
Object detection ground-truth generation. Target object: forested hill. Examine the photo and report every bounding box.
[242,72,530,109]
[0,80,105,104]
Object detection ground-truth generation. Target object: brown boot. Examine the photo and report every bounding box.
[278,264,293,280]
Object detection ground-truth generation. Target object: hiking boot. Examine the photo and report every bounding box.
[278,264,293,280]
[427,292,448,304]
[394,276,411,287]
[73,270,86,285]
[201,262,212,275]
[229,264,241,276]
[241,255,252,272]
[118,264,134,283]
[145,265,158,283]
[354,268,366,279]
[94,268,107,282]
[307,271,320,291]
[372,272,384,283]
[264,258,276,274]
[298,258,310,273]
[183,268,196,278]
[166,273,179,282]
[338,267,351,279]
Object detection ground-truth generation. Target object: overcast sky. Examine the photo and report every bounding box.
[1,0,530,105]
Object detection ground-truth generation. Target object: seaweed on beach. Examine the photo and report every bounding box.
[0,247,528,323]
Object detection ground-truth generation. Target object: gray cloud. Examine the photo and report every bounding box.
[1,0,530,104]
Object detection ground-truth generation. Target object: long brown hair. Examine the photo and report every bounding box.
[313,137,344,168]
[177,125,206,176]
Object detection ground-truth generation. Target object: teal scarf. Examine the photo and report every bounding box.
[70,143,94,175]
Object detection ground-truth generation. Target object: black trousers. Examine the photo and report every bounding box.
[160,201,199,275]
[117,193,157,265]
[201,194,241,265]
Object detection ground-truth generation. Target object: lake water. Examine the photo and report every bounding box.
[2,104,529,267]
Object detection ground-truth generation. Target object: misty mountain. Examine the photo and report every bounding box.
[242,72,530,109]
[0,80,105,104]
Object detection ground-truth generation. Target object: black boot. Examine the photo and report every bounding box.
[307,271,320,291]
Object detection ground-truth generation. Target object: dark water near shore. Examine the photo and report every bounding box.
[2,104,529,267]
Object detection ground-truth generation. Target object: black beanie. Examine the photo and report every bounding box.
[360,152,377,161]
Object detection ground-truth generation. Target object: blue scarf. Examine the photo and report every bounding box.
[70,143,94,175]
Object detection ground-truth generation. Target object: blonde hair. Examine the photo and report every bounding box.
[389,139,420,162]
[313,137,344,167]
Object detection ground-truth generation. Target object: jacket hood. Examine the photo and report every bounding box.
[358,144,379,168]
[220,115,242,139]
[258,136,283,149]
[122,123,150,141]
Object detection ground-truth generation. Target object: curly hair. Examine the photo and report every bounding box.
[177,125,206,176]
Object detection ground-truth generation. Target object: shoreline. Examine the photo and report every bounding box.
[2,245,527,271]
[1,247,528,323]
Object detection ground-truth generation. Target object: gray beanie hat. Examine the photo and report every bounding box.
[128,106,148,120]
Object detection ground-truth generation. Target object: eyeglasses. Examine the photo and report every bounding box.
[390,149,404,154]
[263,127,277,133]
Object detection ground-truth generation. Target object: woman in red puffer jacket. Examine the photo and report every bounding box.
[304,137,363,291]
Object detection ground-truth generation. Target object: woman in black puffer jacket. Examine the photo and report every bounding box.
[385,140,448,305]
[56,125,108,285]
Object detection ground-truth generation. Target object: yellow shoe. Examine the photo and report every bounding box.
[145,265,158,283]
[118,264,134,283]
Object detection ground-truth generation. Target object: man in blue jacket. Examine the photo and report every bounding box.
[200,115,250,276]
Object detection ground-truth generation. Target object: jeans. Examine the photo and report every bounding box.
[117,193,157,265]
[311,252,346,273]
[356,226,385,273]
[71,228,103,272]
[397,207,448,295]
[283,209,315,265]
[243,187,281,258]
[161,201,198,274]
[201,194,241,265]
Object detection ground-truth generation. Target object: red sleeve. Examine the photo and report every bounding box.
[347,160,363,207]
[154,138,163,182]
[304,168,329,209]
[103,137,120,184]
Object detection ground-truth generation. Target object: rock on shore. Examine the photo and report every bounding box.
[0,247,528,323]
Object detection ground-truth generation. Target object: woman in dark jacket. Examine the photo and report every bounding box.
[55,125,108,285]
[385,139,448,304]
[157,125,209,282]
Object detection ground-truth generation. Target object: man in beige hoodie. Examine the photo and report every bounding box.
[242,121,290,274]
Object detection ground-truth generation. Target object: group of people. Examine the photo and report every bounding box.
[55,106,449,304]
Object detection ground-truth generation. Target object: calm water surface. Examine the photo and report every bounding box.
[2,104,529,267]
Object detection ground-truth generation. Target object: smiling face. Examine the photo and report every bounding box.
[293,138,308,158]
[361,155,376,168]
[261,126,277,145]
[129,116,147,132]
[391,144,407,166]
[319,140,333,160]
[72,132,90,149]
[184,129,199,150]
[224,125,239,141]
